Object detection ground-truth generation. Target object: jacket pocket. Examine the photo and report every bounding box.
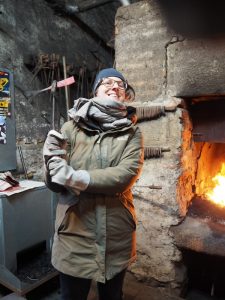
[55,191,79,233]
[119,193,137,230]
[105,195,136,235]
[57,197,96,239]
[122,203,136,231]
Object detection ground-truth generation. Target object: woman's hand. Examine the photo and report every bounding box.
[48,156,90,194]
[43,130,67,164]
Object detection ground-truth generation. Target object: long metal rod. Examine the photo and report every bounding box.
[62,56,70,121]
[65,0,130,13]
[50,80,57,130]
[65,0,114,12]
[119,0,130,5]
[52,93,55,130]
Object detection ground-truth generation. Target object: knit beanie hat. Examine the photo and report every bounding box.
[92,68,126,95]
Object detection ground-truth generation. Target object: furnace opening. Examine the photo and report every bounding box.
[172,97,225,297]
[190,98,225,207]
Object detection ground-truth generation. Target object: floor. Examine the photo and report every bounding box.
[0,272,184,300]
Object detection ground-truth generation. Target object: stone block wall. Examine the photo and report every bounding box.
[115,0,171,102]
[115,1,188,294]
[114,0,225,295]
[167,39,225,97]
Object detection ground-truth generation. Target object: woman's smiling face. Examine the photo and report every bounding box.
[96,76,126,102]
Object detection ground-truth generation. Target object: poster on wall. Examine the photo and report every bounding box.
[0,70,11,117]
[0,68,16,171]
[0,116,6,144]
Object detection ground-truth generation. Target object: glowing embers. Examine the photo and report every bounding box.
[206,163,225,207]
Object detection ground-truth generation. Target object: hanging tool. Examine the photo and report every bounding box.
[24,76,75,132]
[24,76,75,100]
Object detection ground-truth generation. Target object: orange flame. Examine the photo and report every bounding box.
[206,163,225,207]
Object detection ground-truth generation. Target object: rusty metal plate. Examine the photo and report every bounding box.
[188,196,225,223]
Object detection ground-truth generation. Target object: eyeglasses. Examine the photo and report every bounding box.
[99,78,128,90]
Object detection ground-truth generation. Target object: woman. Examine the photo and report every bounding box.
[43,68,144,300]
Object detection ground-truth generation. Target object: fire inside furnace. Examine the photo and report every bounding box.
[206,163,225,207]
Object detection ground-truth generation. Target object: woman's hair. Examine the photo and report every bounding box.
[125,84,135,102]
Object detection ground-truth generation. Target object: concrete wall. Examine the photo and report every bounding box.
[115,0,174,102]
[115,0,195,294]
[116,0,225,295]
[115,1,225,101]
[167,39,225,97]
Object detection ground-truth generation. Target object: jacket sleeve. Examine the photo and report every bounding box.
[43,121,72,193]
[86,127,144,194]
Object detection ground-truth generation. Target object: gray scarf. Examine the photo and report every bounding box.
[68,97,132,131]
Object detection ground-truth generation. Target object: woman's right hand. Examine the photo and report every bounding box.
[43,130,67,164]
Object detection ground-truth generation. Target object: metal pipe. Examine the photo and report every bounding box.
[50,80,57,129]
[65,4,79,13]
[65,1,114,13]
[118,0,130,6]
[65,0,130,13]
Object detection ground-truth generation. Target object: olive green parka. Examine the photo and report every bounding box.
[48,118,143,283]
